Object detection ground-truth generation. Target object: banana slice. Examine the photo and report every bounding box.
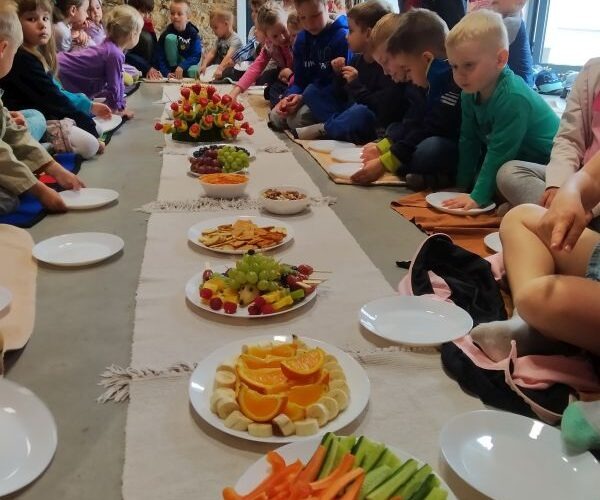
[216,397,240,419]
[323,361,341,373]
[210,388,236,413]
[224,410,253,431]
[329,369,346,381]
[318,396,339,421]
[306,403,328,427]
[329,379,350,395]
[328,388,349,411]
[324,354,338,364]
[213,370,237,389]
[216,357,237,374]
[295,418,319,436]
[272,414,295,436]
[248,423,273,438]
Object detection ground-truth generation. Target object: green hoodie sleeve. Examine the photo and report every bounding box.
[469,95,531,206]
[455,94,482,191]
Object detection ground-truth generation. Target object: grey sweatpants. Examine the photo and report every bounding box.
[268,104,316,131]
[496,160,600,232]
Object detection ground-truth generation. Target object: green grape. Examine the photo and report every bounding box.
[237,273,247,285]
[268,269,279,281]
[246,271,258,284]
[249,262,261,273]
[237,262,249,273]
[267,281,278,292]
[257,280,269,291]
[258,270,269,281]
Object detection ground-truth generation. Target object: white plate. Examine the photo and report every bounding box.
[247,87,266,96]
[0,379,57,496]
[235,61,253,72]
[185,269,317,319]
[359,295,473,346]
[200,65,218,82]
[59,188,119,210]
[440,410,600,500]
[188,335,370,443]
[328,162,362,179]
[307,140,355,154]
[331,147,363,163]
[142,77,168,83]
[484,231,502,253]
[234,437,457,499]
[188,143,256,159]
[187,215,294,255]
[0,286,12,316]
[32,233,124,267]
[93,114,122,134]
[425,192,496,215]
[93,97,106,103]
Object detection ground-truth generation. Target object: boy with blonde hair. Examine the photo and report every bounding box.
[0,1,84,214]
[442,10,558,210]
[199,8,242,81]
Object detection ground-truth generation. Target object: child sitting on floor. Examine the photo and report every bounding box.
[354,8,461,186]
[442,10,558,210]
[53,0,88,52]
[490,0,533,87]
[57,4,142,118]
[83,0,105,46]
[269,0,350,130]
[229,0,270,72]
[0,1,84,214]
[1,0,107,159]
[148,0,202,80]
[127,0,158,77]
[293,1,408,146]
[228,3,293,106]
[199,8,242,81]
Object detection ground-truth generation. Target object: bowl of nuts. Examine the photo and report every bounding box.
[259,186,310,215]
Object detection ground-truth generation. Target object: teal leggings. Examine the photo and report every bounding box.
[165,34,198,77]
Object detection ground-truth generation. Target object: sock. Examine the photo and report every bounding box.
[293,123,326,140]
[562,400,600,451]
[470,310,565,362]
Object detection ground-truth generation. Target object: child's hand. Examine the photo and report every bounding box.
[341,66,358,83]
[73,30,89,46]
[284,94,302,115]
[361,143,379,162]
[91,102,112,120]
[441,194,479,210]
[540,187,559,208]
[213,67,223,80]
[351,158,385,184]
[174,66,184,79]
[278,68,293,84]
[116,108,135,120]
[199,66,207,76]
[331,57,345,73]
[45,162,86,191]
[147,67,162,80]
[9,111,25,127]
[30,182,68,213]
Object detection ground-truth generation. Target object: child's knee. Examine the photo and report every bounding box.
[165,33,177,44]
[496,160,523,194]
[500,203,544,234]
[515,276,570,330]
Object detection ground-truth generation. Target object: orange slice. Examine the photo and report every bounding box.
[303,369,330,385]
[281,348,325,380]
[287,383,327,407]
[236,365,289,394]
[239,353,289,369]
[238,384,287,422]
[245,342,298,359]
[283,401,306,421]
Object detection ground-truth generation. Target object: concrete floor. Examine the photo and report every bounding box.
[4,84,426,499]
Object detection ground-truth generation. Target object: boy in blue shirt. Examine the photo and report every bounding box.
[355,8,461,186]
[149,0,202,79]
[269,0,350,130]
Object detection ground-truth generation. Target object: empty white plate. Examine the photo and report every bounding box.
[33,233,124,267]
[0,379,57,496]
[484,231,502,253]
[359,295,473,345]
[440,410,600,500]
[200,65,218,82]
[307,140,355,154]
[142,77,168,83]
[328,162,362,179]
[0,286,12,316]
[247,86,266,96]
[426,192,496,215]
[330,147,363,163]
[93,114,122,134]
[59,188,119,210]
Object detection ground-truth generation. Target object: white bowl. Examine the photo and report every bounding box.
[198,175,248,199]
[259,186,310,215]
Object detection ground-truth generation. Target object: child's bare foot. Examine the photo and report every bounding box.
[29,182,67,213]
[97,141,106,155]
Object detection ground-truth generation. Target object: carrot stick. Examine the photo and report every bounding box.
[233,459,301,500]
[339,473,365,500]
[309,454,355,491]
[297,445,327,483]
[222,487,244,500]
[319,468,365,500]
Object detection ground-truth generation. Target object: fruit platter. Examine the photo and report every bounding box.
[154,84,255,143]
[185,252,321,317]
[189,144,252,176]
[225,433,455,500]
[188,335,371,443]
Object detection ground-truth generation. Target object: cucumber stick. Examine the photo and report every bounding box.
[360,442,387,472]
[395,464,433,499]
[409,474,441,500]
[318,438,339,479]
[424,487,448,500]
[365,459,418,500]
[373,448,403,470]
[358,465,394,500]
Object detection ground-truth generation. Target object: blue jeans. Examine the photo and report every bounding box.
[400,136,458,177]
[21,109,47,142]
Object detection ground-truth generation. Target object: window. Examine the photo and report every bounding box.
[529,0,600,69]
